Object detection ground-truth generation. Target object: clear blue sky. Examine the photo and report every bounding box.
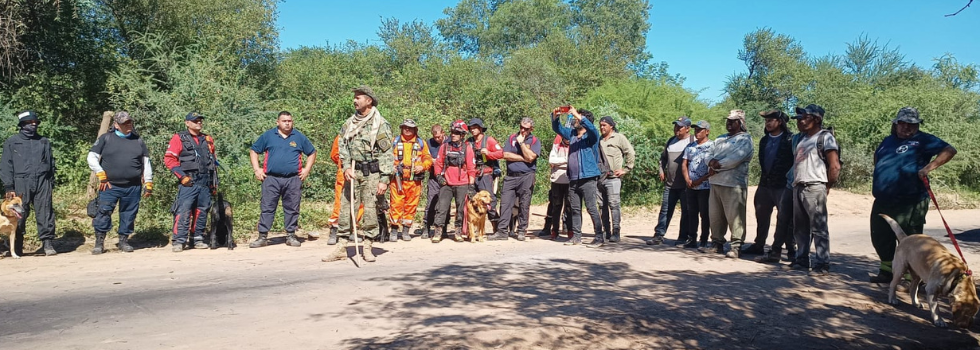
[277,0,980,103]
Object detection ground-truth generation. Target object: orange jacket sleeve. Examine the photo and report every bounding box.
[330,135,341,166]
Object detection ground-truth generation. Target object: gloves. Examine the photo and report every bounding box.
[180,176,194,187]
[5,191,15,200]
[96,171,111,191]
[437,175,447,186]
[143,182,153,197]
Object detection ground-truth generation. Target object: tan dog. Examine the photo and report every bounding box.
[1,196,26,259]
[467,191,492,242]
[882,214,980,328]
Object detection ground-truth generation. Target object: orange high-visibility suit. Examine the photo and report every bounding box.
[330,136,363,226]
[389,135,432,229]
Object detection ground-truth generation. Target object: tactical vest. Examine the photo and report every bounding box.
[177,130,215,174]
[443,141,467,168]
[467,136,500,172]
[393,135,425,180]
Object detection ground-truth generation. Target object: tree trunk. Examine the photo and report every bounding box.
[86,111,114,198]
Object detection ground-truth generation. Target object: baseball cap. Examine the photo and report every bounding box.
[892,107,923,124]
[673,116,692,127]
[693,120,710,130]
[185,112,205,121]
[759,110,789,122]
[793,104,825,119]
[113,111,133,124]
[17,111,39,125]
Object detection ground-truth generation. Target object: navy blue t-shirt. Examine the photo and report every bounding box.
[503,133,541,174]
[250,128,316,176]
[872,131,950,202]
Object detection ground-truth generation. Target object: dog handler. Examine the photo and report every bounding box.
[164,112,218,252]
[868,107,956,283]
[1,110,57,256]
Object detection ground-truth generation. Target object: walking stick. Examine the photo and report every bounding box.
[350,159,362,267]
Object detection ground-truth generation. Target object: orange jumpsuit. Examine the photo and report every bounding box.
[330,135,363,226]
[389,135,432,228]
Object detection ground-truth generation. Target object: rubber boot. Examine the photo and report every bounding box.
[117,234,134,253]
[609,228,621,243]
[249,232,269,248]
[92,232,106,255]
[41,239,57,256]
[389,225,399,242]
[286,232,302,247]
[322,238,348,262]
[362,238,376,262]
[327,226,338,245]
[401,226,412,241]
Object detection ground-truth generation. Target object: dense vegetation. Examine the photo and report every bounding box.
[1,0,977,246]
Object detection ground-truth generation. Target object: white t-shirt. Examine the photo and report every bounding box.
[793,131,839,185]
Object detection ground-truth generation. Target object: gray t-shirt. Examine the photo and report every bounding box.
[793,131,839,185]
[664,137,692,189]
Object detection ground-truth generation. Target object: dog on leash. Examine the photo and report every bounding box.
[882,214,980,328]
[1,196,26,258]
[208,193,234,250]
[467,191,492,242]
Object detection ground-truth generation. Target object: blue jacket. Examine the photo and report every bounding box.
[552,116,602,181]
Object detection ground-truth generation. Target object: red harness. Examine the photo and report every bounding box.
[923,176,972,276]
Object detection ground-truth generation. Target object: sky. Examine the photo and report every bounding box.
[277,0,980,103]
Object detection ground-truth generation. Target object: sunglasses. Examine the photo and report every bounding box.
[189,119,203,124]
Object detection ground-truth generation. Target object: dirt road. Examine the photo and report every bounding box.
[2,188,980,349]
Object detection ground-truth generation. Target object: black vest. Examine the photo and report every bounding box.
[177,131,214,175]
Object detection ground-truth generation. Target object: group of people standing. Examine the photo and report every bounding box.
[646,105,956,278]
[0,89,957,279]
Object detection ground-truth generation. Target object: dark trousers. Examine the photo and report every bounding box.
[474,173,499,219]
[793,183,829,267]
[685,188,710,244]
[598,177,622,236]
[770,186,796,253]
[568,177,602,238]
[93,184,142,235]
[870,198,929,273]
[257,175,302,234]
[172,179,212,244]
[654,187,689,241]
[12,176,55,253]
[423,176,445,229]
[752,186,785,246]
[545,182,571,232]
[434,184,467,229]
[495,172,535,235]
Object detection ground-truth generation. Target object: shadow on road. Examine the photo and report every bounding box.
[333,253,979,349]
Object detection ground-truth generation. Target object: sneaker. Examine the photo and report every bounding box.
[172,244,183,253]
[646,236,664,245]
[725,250,740,259]
[307,231,320,240]
[585,238,604,248]
[673,239,687,247]
[564,237,582,245]
[193,241,209,249]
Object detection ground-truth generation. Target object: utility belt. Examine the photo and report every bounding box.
[266,172,298,178]
[354,160,381,176]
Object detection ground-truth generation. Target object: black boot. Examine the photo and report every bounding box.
[869,269,894,283]
[117,234,134,253]
[609,229,621,243]
[42,239,57,256]
[540,217,553,237]
[286,232,302,247]
[327,226,338,245]
[249,232,269,248]
[92,232,106,255]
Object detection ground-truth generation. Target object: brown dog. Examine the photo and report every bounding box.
[467,191,492,242]
[1,196,26,259]
[882,214,980,328]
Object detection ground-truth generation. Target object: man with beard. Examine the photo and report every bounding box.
[743,110,794,256]
[1,110,57,256]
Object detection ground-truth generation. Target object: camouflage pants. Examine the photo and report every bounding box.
[338,171,382,240]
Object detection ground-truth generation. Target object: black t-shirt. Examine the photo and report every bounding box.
[91,132,148,186]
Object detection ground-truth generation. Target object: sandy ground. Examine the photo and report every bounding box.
[3,187,980,349]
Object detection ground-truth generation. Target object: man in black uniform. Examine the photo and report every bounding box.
[1,110,57,256]
[164,112,218,252]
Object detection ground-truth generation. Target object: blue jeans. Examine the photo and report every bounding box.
[654,187,688,240]
[93,184,142,236]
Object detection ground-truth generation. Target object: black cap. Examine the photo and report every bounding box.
[185,112,205,121]
[16,111,39,126]
[467,118,486,130]
[760,110,789,122]
[794,104,825,119]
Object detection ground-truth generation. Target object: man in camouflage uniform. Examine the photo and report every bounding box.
[322,85,394,263]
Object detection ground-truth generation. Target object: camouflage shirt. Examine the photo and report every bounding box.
[338,108,394,176]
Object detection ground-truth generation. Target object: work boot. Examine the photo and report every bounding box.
[609,229,621,243]
[713,242,725,254]
[586,236,604,248]
[91,232,106,255]
[327,227,338,245]
[682,239,699,249]
[541,217,552,236]
[755,249,781,263]
[453,227,464,242]
[193,241,209,249]
[487,231,508,241]
[388,226,399,242]
[117,234,134,253]
[786,249,797,262]
[362,238,376,262]
[726,249,740,259]
[286,232,302,247]
[431,226,443,243]
[869,269,894,283]
[646,235,664,245]
[741,243,765,255]
[321,238,349,262]
[419,227,430,240]
[401,226,412,241]
[172,243,183,253]
[249,232,269,248]
[42,239,57,256]
[549,230,559,241]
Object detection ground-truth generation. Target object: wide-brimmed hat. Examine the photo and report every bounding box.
[759,110,789,122]
[352,85,379,106]
[467,118,487,130]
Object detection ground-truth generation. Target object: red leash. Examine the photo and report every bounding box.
[923,176,972,276]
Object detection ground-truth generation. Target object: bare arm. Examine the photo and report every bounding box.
[502,152,525,162]
[519,143,538,163]
[300,151,317,181]
[825,150,841,189]
[919,146,957,178]
[249,149,266,181]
